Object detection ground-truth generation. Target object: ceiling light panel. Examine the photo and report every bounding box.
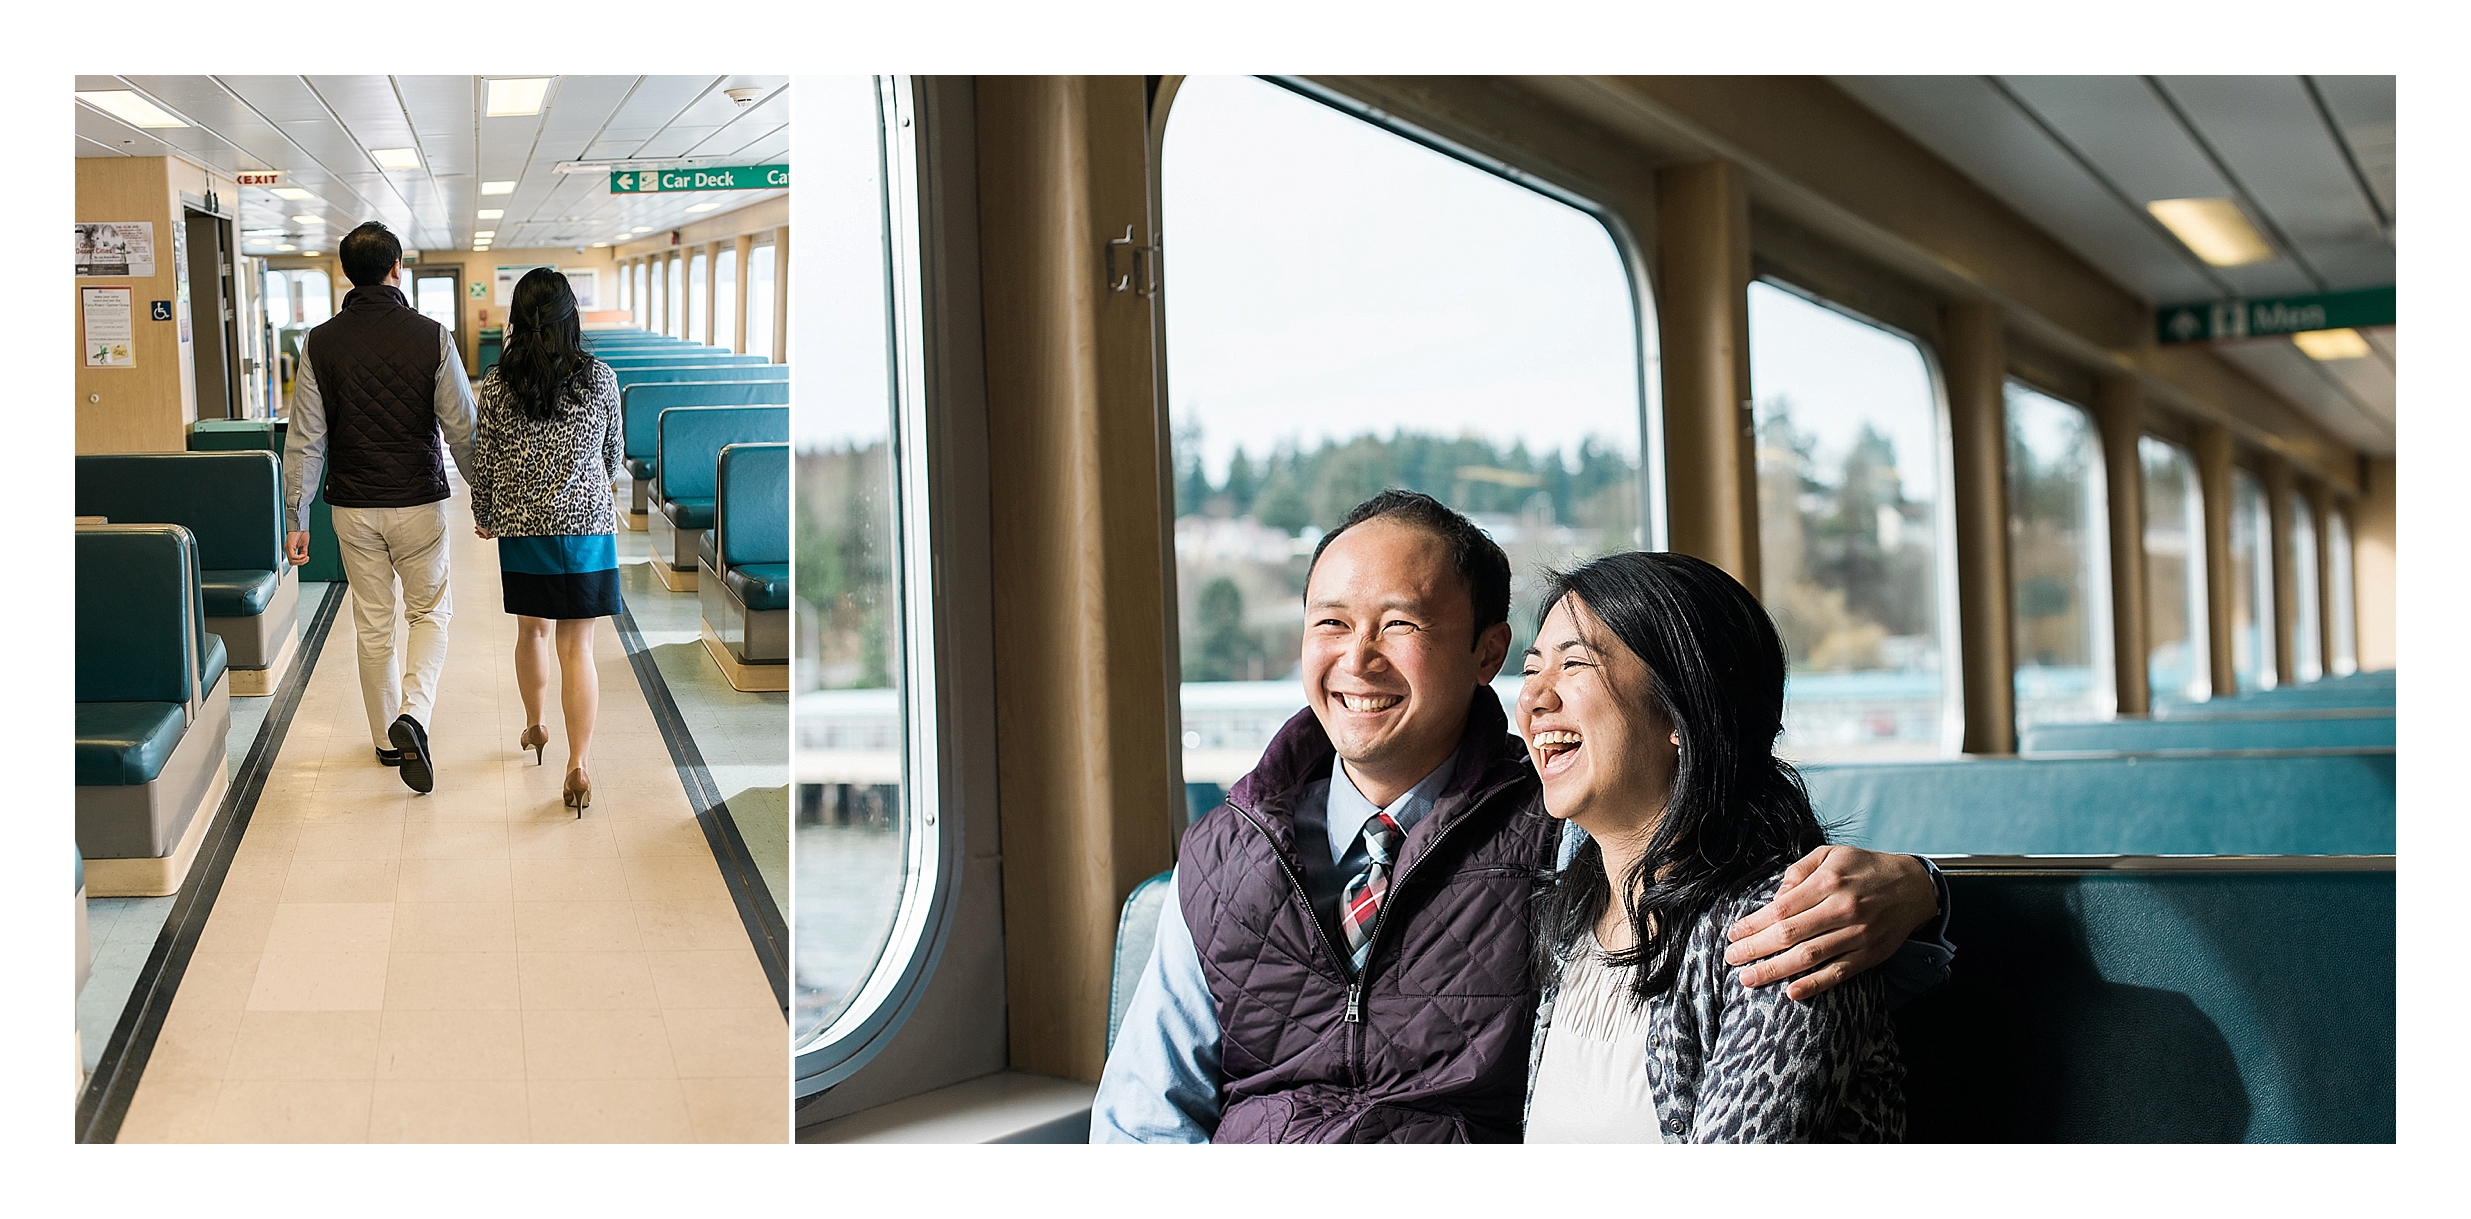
[481,181,516,195]
[485,77,553,118]
[2147,197,2276,267]
[270,187,316,202]
[293,215,326,226]
[371,147,422,169]
[2292,328,2371,361]
[78,90,188,128]
[476,208,504,220]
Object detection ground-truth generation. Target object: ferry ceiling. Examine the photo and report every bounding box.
[74,74,789,259]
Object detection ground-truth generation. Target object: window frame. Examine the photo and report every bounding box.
[689,249,709,345]
[2138,434,2212,704]
[793,74,964,1099]
[1251,75,1669,554]
[1746,272,1966,757]
[2229,464,2278,693]
[1146,74,1669,825]
[2001,378,2116,727]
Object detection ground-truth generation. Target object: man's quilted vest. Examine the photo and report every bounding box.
[306,285,450,509]
[1179,688,1560,1143]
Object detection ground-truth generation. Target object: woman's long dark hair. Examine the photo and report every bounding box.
[494,267,592,421]
[1531,551,1825,1005]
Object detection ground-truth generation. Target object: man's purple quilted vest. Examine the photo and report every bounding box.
[307,285,451,510]
[1179,688,1559,1143]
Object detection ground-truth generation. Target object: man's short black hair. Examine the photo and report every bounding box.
[1306,489,1512,649]
[338,222,402,287]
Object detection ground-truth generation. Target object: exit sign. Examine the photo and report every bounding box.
[2157,286,2394,344]
[609,164,789,194]
[236,171,283,187]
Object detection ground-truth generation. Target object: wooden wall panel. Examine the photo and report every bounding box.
[1655,160,1759,591]
[976,75,1176,1083]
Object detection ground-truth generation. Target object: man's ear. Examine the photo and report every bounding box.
[1473,621,1515,682]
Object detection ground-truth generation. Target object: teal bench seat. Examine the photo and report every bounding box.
[650,406,789,586]
[1803,751,2395,856]
[77,525,231,895]
[612,363,785,390]
[78,451,297,692]
[618,379,791,514]
[2022,715,2396,753]
[727,563,789,612]
[1896,858,2392,1142]
[75,702,187,786]
[202,568,282,617]
[699,442,788,684]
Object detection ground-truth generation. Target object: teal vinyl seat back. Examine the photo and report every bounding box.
[623,380,791,465]
[1894,863,2394,1142]
[1805,752,2395,855]
[715,443,789,567]
[1109,869,1176,1053]
[715,443,790,612]
[186,419,280,453]
[2158,675,2394,718]
[76,525,198,707]
[77,525,203,786]
[75,452,285,581]
[656,406,790,505]
[612,363,786,391]
[2022,716,2395,753]
[601,352,767,369]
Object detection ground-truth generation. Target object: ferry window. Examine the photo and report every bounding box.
[262,267,332,329]
[2140,438,2210,703]
[796,76,937,1093]
[2288,491,2322,683]
[648,258,664,333]
[666,255,687,338]
[745,242,776,361]
[2328,506,2359,675]
[1158,75,1651,809]
[689,250,709,344]
[1749,280,1952,760]
[2004,383,2112,728]
[616,260,631,314]
[2229,468,2277,692]
[714,247,738,352]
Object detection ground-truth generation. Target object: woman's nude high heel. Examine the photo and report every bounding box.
[519,725,549,766]
[563,767,592,816]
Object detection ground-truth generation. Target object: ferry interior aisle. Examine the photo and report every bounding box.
[83,478,788,1143]
[74,74,793,1143]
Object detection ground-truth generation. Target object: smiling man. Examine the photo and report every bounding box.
[1091,489,1951,1144]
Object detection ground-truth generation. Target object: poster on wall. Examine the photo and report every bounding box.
[562,268,600,310]
[82,287,135,367]
[495,263,556,306]
[75,222,156,278]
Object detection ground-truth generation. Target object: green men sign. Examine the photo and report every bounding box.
[608,164,789,194]
[2156,286,2394,344]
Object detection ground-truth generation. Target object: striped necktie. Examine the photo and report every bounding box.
[1339,811,1405,975]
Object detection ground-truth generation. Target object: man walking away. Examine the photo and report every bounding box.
[283,221,479,794]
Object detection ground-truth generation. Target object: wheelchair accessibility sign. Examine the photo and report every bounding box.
[151,300,173,322]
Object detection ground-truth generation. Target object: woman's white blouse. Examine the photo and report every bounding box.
[1525,944,1673,1144]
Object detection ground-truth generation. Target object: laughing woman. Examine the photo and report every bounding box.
[469,267,623,814]
[1517,551,1903,1142]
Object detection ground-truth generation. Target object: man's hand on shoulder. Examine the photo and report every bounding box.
[1723,846,1937,1001]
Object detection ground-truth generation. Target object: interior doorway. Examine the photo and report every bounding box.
[183,205,243,419]
[411,264,465,370]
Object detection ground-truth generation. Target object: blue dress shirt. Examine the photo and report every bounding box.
[1088,753,1956,1143]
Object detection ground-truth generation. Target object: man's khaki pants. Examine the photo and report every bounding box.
[331,501,454,751]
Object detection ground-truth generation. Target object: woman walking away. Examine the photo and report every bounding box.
[469,268,623,814]
[1517,551,1904,1142]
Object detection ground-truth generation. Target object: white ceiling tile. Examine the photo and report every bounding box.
[2307,76,2394,220]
